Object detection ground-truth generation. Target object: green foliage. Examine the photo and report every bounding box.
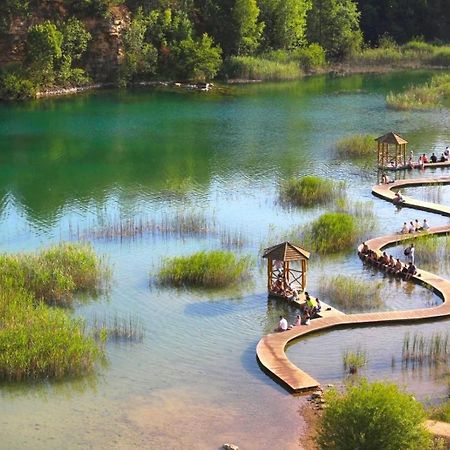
[259,0,311,49]
[0,71,37,100]
[225,55,299,80]
[335,134,374,158]
[304,212,356,253]
[343,348,367,374]
[429,399,450,423]
[318,380,433,450]
[174,33,222,81]
[120,8,158,85]
[318,274,383,312]
[0,243,108,306]
[307,0,363,58]
[61,17,92,61]
[233,0,264,55]
[292,43,326,70]
[281,176,345,207]
[158,250,252,287]
[0,288,101,381]
[0,0,29,32]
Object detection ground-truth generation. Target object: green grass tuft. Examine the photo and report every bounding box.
[335,134,375,158]
[157,250,252,288]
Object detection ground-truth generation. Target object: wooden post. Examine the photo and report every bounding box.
[267,259,272,291]
[285,261,290,290]
[301,259,306,291]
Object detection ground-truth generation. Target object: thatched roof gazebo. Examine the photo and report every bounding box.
[376,132,408,169]
[262,241,310,298]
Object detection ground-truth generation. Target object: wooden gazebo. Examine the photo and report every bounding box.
[376,132,408,168]
[262,241,310,298]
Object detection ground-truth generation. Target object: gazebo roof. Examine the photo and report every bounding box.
[262,241,310,261]
[375,132,408,145]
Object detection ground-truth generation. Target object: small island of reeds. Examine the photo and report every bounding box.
[280,176,345,207]
[157,250,252,288]
[335,134,374,158]
[0,243,109,381]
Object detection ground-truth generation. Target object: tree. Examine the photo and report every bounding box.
[318,380,433,450]
[259,0,311,50]
[61,17,92,62]
[233,0,264,54]
[175,33,222,81]
[307,0,362,58]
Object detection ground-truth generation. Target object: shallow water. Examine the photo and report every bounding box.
[0,71,450,449]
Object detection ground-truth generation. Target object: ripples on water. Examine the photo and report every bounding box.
[0,72,450,448]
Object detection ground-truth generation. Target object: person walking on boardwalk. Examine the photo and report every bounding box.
[404,243,415,264]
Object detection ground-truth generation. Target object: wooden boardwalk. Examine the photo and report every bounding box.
[256,176,450,393]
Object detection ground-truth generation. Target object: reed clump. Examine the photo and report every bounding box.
[318,275,383,312]
[0,288,101,381]
[335,134,375,158]
[386,73,450,110]
[90,313,145,342]
[0,243,108,306]
[413,233,450,267]
[157,250,252,288]
[402,331,449,368]
[343,349,367,374]
[280,176,346,207]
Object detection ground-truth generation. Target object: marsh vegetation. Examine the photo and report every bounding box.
[335,134,374,158]
[343,349,367,375]
[402,331,449,368]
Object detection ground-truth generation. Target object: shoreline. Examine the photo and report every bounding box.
[27,63,450,101]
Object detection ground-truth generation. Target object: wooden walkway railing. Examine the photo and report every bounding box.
[256,176,450,392]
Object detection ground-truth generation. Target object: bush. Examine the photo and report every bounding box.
[304,212,356,253]
[0,243,108,306]
[158,250,252,288]
[429,399,450,423]
[0,288,101,381]
[0,72,37,100]
[280,176,345,207]
[343,349,367,374]
[292,43,326,71]
[225,55,300,80]
[335,134,374,158]
[318,275,383,312]
[428,47,450,66]
[402,40,435,55]
[318,380,433,450]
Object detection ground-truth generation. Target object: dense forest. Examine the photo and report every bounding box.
[0,0,449,99]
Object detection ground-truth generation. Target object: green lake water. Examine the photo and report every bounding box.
[0,71,449,449]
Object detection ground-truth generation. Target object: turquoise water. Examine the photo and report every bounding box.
[0,71,449,449]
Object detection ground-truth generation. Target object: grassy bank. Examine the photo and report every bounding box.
[335,134,374,158]
[158,250,252,288]
[280,176,346,208]
[318,275,383,311]
[386,73,450,110]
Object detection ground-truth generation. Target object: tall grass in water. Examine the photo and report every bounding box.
[413,233,450,267]
[158,250,252,288]
[402,331,449,368]
[343,349,367,374]
[90,313,145,342]
[0,288,101,381]
[335,134,375,158]
[386,73,450,110]
[318,275,383,312]
[226,56,300,81]
[0,243,109,306]
[280,176,346,207]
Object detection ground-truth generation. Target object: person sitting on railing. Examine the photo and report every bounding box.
[422,153,429,163]
[387,255,395,270]
[404,262,417,281]
[359,242,369,256]
[440,153,446,162]
[301,310,311,326]
[291,315,302,328]
[390,258,403,275]
[444,147,449,160]
[380,252,389,268]
[422,219,430,231]
[431,153,437,163]
[393,191,405,205]
[414,219,421,231]
[400,222,409,234]
[408,221,415,233]
[276,315,288,332]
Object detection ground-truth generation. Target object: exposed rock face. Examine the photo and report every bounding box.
[0,2,130,82]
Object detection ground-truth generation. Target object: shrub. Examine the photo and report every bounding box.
[429,399,450,423]
[304,212,356,253]
[280,176,346,207]
[0,288,101,381]
[293,43,326,71]
[0,243,108,306]
[318,275,383,312]
[225,55,300,80]
[335,134,375,158]
[0,72,37,100]
[158,250,252,288]
[402,40,434,55]
[343,349,367,374]
[318,380,433,450]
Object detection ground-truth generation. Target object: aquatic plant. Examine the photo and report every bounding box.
[335,134,375,158]
[157,250,252,288]
[280,176,346,207]
[402,331,449,368]
[318,275,383,312]
[318,380,433,450]
[303,212,357,253]
[90,313,145,343]
[0,288,101,381]
[0,243,109,306]
[343,349,367,374]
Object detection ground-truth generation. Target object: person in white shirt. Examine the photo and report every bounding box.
[422,219,430,230]
[444,147,449,161]
[277,316,288,332]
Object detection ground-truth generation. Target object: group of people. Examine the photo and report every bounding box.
[400,219,430,234]
[359,242,417,281]
[275,292,322,332]
[407,147,449,169]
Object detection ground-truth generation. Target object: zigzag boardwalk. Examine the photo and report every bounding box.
[256,176,450,392]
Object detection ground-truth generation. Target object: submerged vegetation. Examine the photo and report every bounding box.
[281,176,346,207]
[318,275,383,312]
[335,134,374,158]
[402,331,449,368]
[318,380,433,450]
[0,242,110,381]
[343,349,367,374]
[158,250,252,288]
[89,313,145,343]
[386,73,450,110]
